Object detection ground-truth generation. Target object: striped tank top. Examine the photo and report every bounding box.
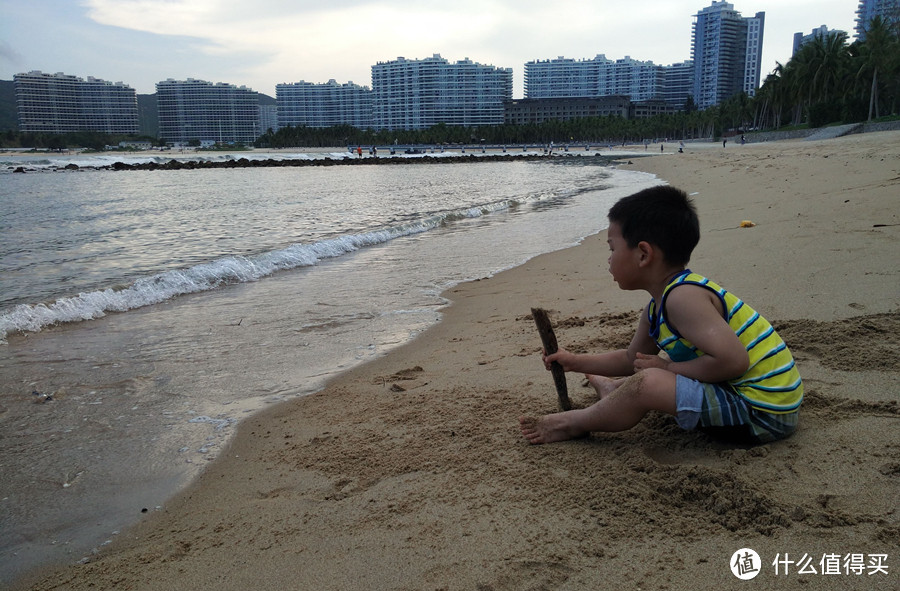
[648,271,803,414]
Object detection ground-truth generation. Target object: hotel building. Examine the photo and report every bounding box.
[504,96,631,125]
[855,0,900,40]
[14,70,139,134]
[793,26,848,55]
[526,56,665,102]
[276,79,372,129]
[524,57,598,99]
[663,60,695,109]
[371,55,512,130]
[524,55,692,110]
[691,1,765,110]
[156,78,260,145]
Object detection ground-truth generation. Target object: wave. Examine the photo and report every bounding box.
[0,185,578,343]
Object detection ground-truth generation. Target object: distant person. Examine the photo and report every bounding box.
[520,186,803,446]
[373,146,377,157]
[741,134,746,146]
[357,146,363,158]
[679,140,685,153]
[723,138,727,148]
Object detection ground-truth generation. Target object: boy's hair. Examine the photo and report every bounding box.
[608,186,700,266]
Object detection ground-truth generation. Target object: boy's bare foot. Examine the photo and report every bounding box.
[519,414,587,445]
[585,374,621,398]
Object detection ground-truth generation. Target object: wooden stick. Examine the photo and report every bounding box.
[531,308,572,411]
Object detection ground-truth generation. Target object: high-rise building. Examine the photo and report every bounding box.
[258,105,278,135]
[691,1,765,110]
[855,0,900,40]
[14,70,138,134]
[156,78,260,145]
[525,57,599,98]
[276,79,372,129]
[524,55,694,109]
[663,60,695,109]
[598,57,665,102]
[793,25,847,55]
[525,55,665,102]
[371,55,512,130]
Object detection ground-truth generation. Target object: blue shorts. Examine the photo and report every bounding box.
[675,374,798,444]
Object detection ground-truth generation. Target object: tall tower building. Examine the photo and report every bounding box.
[276,79,372,129]
[855,0,900,40]
[14,71,138,134]
[371,55,512,130]
[691,1,765,110]
[156,79,260,144]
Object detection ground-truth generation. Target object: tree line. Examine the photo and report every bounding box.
[3,15,897,151]
[754,15,899,129]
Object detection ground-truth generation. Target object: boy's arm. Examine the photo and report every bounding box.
[546,305,658,377]
[634,285,749,382]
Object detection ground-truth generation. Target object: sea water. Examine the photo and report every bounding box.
[0,149,660,583]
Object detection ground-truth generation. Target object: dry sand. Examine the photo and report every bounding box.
[12,132,899,590]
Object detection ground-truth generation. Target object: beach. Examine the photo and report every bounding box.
[10,131,899,590]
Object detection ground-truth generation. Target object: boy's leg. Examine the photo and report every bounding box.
[585,375,625,398]
[520,369,678,444]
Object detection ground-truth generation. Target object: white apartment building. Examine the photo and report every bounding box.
[792,25,848,56]
[14,70,138,134]
[855,0,900,40]
[276,79,372,129]
[663,60,695,109]
[371,55,512,130]
[524,55,690,107]
[524,57,598,99]
[598,57,665,102]
[692,1,765,110]
[258,104,278,135]
[156,79,260,144]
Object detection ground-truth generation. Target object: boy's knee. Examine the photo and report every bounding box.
[638,368,675,392]
[635,369,678,412]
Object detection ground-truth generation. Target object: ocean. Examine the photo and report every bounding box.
[0,148,660,583]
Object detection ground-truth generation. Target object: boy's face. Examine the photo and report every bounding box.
[607,221,641,290]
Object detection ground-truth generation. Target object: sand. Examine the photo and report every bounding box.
[11,131,899,590]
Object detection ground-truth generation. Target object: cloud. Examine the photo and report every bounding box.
[0,41,25,68]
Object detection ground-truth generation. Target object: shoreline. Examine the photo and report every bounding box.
[11,131,900,590]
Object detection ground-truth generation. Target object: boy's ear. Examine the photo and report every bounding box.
[637,241,654,265]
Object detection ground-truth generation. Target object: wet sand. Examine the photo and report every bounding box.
[10,131,900,590]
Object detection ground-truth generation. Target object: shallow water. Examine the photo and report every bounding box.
[0,151,660,583]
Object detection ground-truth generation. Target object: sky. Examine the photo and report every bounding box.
[1,0,860,99]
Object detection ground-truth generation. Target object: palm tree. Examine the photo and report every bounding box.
[855,16,898,120]
[811,32,851,104]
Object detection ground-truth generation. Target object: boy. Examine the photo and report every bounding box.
[520,186,802,445]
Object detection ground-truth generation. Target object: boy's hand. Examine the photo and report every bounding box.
[543,348,573,372]
[633,351,670,372]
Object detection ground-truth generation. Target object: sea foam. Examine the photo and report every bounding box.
[0,192,531,343]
